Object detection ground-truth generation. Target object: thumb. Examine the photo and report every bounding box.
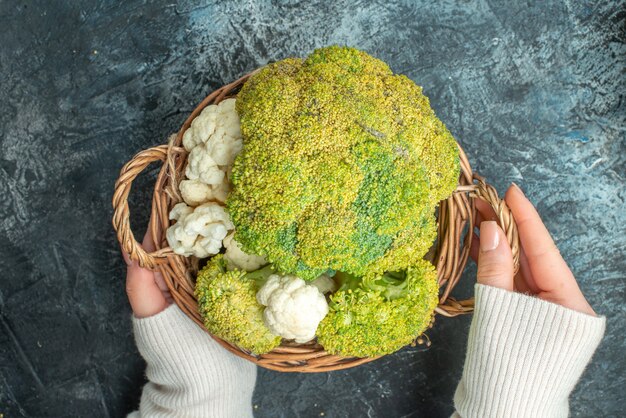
[126,261,170,318]
[124,231,170,318]
[477,221,514,291]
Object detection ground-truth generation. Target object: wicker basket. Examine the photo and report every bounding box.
[112,71,520,372]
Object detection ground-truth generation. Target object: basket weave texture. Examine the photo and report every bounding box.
[112,71,520,372]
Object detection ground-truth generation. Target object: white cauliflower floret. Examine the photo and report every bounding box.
[223,232,267,271]
[166,202,234,258]
[256,275,329,343]
[179,179,230,206]
[181,98,241,152]
[205,127,243,167]
[180,98,243,207]
[169,202,193,221]
[182,104,218,151]
[185,144,225,185]
[204,102,242,166]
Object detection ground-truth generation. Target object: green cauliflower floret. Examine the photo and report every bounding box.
[195,255,281,354]
[316,259,439,357]
[228,45,459,280]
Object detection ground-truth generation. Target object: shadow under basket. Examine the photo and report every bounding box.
[112,71,520,372]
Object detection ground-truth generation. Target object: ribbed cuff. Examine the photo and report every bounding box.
[454,284,605,418]
[131,304,257,418]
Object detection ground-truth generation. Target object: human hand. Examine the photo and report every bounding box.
[122,228,257,417]
[470,183,596,316]
[122,228,173,318]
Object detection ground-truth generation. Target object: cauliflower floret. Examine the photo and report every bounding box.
[179,179,230,206]
[205,102,242,166]
[179,98,243,207]
[182,98,240,152]
[185,144,225,185]
[182,104,218,151]
[169,202,193,221]
[223,232,267,271]
[166,202,234,258]
[205,127,243,167]
[217,95,236,113]
[256,275,329,343]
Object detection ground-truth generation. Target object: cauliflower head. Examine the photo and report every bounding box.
[228,46,459,280]
[256,274,328,343]
[316,259,439,357]
[166,202,233,258]
[195,255,281,354]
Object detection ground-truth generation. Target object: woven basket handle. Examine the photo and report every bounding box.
[112,145,174,269]
[435,175,520,317]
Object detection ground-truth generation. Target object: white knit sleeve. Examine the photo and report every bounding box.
[453,284,605,418]
[127,304,257,418]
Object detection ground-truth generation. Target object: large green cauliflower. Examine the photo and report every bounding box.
[228,46,459,280]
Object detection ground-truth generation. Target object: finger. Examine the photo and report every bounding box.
[125,229,170,318]
[119,227,154,267]
[470,231,479,263]
[475,199,498,223]
[154,270,170,293]
[472,197,502,263]
[516,244,539,293]
[474,210,484,229]
[473,194,537,291]
[146,226,172,296]
[513,270,530,293]
[476,221,514,291]
[473,209,540,293]
[504,184,575,291]
[119,239,134,266]
[126,261,169,318]
[505,184,595,315]
[141,225,171,295]
[121,246,132,266]
[472,199,499,263]
[142,227,156,252]
[154,269,173,301]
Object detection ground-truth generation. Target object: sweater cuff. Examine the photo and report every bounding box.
[454,284,605,418]
[131,304,257,417]
[132,304,208,365]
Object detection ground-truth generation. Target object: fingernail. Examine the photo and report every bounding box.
[480,221,500,252]
[511,182,524,195]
